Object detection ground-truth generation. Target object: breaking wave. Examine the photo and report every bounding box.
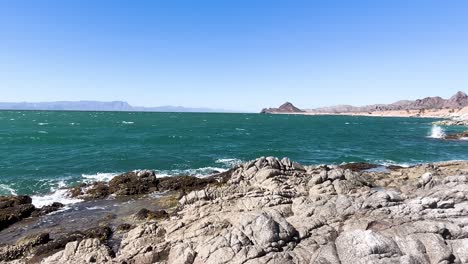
[428,125,445,139]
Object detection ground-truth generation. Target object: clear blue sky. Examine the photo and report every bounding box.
[1,0,467,112]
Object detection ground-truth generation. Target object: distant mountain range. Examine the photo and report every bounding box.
[0,101,231,113]
[261,91,468,114]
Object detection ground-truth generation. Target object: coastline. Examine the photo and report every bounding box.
[267,106,468,119]
[2,157,468,263]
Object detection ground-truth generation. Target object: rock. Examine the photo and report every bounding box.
[157,175,218,192]
[134,208,169,220]
[41,238,113,264]
[116,223,133,233]
[0,233,49,261]
[339,162,379,172]
[109,170,158,196]
[420,172,433,186]
[34,225,111,258]
[86,182,110,199]
[444,130,468,140]
[0,195,35,231]
[31,202,64,217]
[5,157,468,264]
[335,230,402,263]
[167,243,196,264]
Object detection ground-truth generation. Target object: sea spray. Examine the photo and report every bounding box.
[429,125,446,139]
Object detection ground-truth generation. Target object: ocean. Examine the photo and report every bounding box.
[0,110,466,201]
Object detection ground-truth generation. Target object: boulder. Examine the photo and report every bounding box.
[109,170,158,195]
[0,195,35,231]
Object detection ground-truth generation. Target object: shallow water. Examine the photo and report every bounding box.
[0,110,467,196]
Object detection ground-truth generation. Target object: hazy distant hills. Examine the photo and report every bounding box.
[0,101,230,113]
[261,91,468,114]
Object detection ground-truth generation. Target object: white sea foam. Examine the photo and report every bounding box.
[38,122,49,126]
[122,121,134,124]
[0,184,17,195]
[156,167,228,177]
[85,206,106,210]
[376,160,412,168]
[215,158,243,167]
[31,189,83,208]
[428,125,446,139]
[82,172,120,183]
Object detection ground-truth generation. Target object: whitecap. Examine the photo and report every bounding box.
[0,184,17,195]
[31,189,83,208]
[82,172,120,183]
[375,160,411,168]
[38,131,48,134]
[235,128,246,131]
[122,121,134,124]
[38,122,49,126]
[215,158,243,167]
[156,167,228,178]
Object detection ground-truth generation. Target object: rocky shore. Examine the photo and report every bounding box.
[2,157,468,263]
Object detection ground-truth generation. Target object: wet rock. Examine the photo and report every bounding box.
[134,208,169,221]
[109,170,158,196]
[69,183,87,197]
[0,195,35,231]
[444,130,468,140]
[86,182,110,199]
[157,175,218,192]
[339,162,379,172]
[31,202,64,217]
[116,223,134,233]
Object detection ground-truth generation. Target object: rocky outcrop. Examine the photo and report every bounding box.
[261,102,304,114]
[444,131,468,140]
[0,196,35,231]
[4,157,468,263]
[72,170,229,200]
[434,119,468,126]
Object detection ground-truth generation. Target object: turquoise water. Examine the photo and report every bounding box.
[0,110,467,196]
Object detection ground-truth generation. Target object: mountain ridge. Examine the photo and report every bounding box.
[0,101,233,113]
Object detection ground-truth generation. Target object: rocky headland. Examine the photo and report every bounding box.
[1,158,468,263]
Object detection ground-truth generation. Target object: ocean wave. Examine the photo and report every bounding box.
[82,172,120,183]
[155,167,228,177]
[38,131,48,134]
[122,121,134,124]
[31,189,83,208]
[0,184,17,195]
[215,158,243,167]
[428,125,445,139]
[374,160,412,168]
[38,122,49,126]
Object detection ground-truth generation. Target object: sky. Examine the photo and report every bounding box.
[1,0,467,112]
